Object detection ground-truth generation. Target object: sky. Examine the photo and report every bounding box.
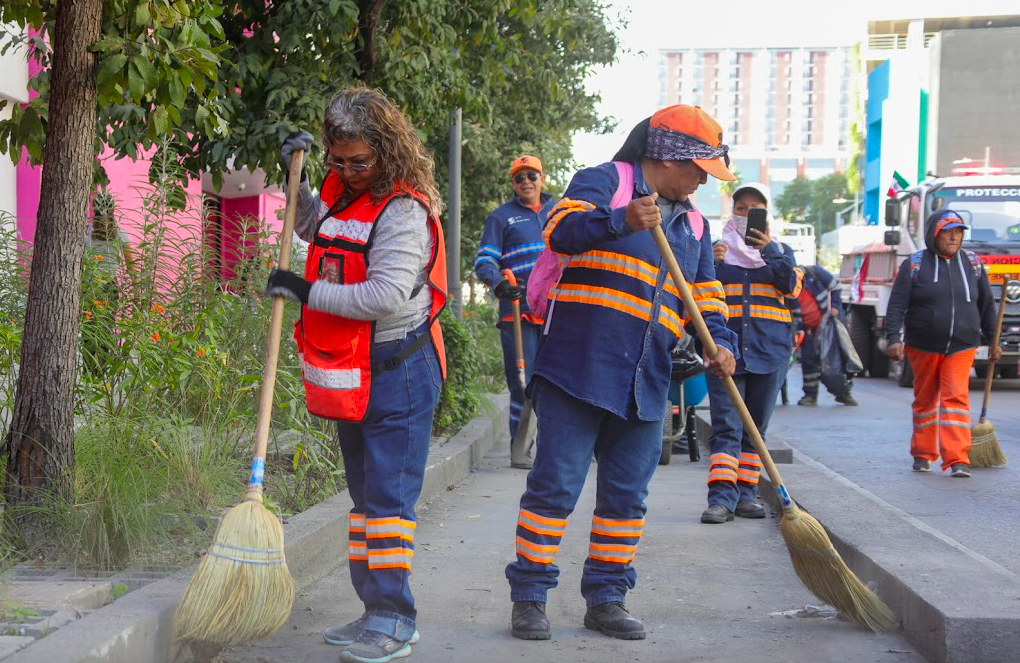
[571,0,1020,169]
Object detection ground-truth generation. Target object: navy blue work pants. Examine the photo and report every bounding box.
[705,370,784,510]
[505,377,662,607]
[335,323,442,641]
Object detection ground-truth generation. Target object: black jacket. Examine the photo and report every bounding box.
[885,213,997,354]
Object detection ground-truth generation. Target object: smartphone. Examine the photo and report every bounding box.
[744,208,768,246]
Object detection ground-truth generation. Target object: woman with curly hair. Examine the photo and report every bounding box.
[268,87,448,663]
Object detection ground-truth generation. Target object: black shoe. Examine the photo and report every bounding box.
[700,504,734,524]
[583,602,645,640]
[734,500,765,519]
[835,394,859,406]
[797,395,817,406]
[511,601,550,640]
[912,458,931,472]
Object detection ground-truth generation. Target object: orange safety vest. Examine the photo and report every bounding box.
[294,171,447,421]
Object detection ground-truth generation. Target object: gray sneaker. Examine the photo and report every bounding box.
[950,463,971,478]
[338,629,412,663]
[326,619,419,647]
[912,458,931,472]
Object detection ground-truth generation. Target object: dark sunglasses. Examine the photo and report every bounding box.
[514,171,540,185]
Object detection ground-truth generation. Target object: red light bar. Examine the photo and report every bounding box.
[952,166,1005,175]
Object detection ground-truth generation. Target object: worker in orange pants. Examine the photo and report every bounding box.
[904,347,977,471]
[885,209,999,477]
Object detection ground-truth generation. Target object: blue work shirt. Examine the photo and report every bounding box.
[474,194,552,321]
[534,161,737,421]
[716,242,801,374]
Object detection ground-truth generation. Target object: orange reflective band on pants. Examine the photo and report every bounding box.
[905,346,976,471]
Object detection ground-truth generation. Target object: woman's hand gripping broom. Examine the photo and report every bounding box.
[651,225,897,633]
[173,150,306,646]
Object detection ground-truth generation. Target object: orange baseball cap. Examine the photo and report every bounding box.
[650,105,735,181]
[510,155,543,176]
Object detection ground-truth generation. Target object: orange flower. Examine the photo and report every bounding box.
[152,332,160,341]
[84,311,93,321]
[197,347,207,356]
[94,255,104,261]
[94,300,107,310]
[151,304,166,314]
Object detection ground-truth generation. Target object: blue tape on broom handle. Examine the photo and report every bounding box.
[250,457,266,486]
[778,484,792,507]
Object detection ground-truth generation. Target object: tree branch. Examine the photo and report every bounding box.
[356,0,389,83]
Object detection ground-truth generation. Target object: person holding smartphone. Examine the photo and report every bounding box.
[701,182,803,524]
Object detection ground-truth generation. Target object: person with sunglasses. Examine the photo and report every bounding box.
[885,209,999,478]
[473,155,553,463]
[269,87,448,663]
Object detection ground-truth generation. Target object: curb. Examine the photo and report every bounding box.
[692,408,794,464]
[758,454,1020,663]
[5,393,510,663]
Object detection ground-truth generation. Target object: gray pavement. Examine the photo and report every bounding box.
[773,367,1020,576]
[219,447,923,663]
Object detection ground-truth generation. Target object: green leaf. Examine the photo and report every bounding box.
[128,61,144,103]
[135,2,151,26]
[96,53,128,89]
[135,56,158,88]
[151,106,170,136]
[168,74,185,108]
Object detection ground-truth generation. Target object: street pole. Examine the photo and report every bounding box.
[446,108,462,318]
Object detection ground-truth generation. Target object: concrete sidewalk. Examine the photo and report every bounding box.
[219,447,923,663]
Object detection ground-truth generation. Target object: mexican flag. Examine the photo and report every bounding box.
[887,171,910,198]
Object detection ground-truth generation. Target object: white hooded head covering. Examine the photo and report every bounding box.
[722,182,774,269]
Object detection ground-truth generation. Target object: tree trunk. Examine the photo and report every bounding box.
[4,0,101,547]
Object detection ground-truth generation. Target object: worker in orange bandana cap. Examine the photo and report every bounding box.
[474,156,552,465]
[505,105,738,642]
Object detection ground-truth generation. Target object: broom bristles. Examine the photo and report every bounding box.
[970,420,1008,468]
[174,498,295,646]
[780,508,898,633]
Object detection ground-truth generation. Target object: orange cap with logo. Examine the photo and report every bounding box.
[649,105,735,181]
[510,155,543,176]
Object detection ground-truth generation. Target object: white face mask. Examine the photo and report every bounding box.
[729,214,748,236]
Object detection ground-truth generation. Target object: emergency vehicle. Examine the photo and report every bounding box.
[839,172,1020,386]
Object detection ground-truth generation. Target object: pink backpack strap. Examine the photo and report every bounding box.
[688,207,704,241]
[610,161,634,209]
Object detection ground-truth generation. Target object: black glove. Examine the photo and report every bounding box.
[266,269,311,304]
[494,279,525,301]
[281,130,314,183]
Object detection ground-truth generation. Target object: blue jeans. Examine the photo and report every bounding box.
[335,323,442,642]
[705,370,784,510]
[500,320,541,440]
[505,378,662,607]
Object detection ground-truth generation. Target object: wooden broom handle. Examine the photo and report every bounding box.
[979,281,1009,419]
[651,226,797,511]
[504,269,527,388]
[249,149,305,494]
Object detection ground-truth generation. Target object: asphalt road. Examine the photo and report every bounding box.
[772,366,1020,577]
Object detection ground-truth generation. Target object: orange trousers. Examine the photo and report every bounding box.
[905,346,976,470]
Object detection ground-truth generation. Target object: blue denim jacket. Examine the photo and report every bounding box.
[533,161,737,421]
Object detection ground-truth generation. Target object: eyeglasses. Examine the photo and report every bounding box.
[325,158,375,174]
[513,171,540,185]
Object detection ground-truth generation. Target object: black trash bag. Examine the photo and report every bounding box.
[818,315,864,394]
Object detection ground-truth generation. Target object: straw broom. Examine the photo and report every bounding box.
[173,150,306,645]
[651,226,897,632]
[971,282,1009,468]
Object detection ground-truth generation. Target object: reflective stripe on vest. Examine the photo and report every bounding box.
[294,171,448,421]
[723,281,794,324]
